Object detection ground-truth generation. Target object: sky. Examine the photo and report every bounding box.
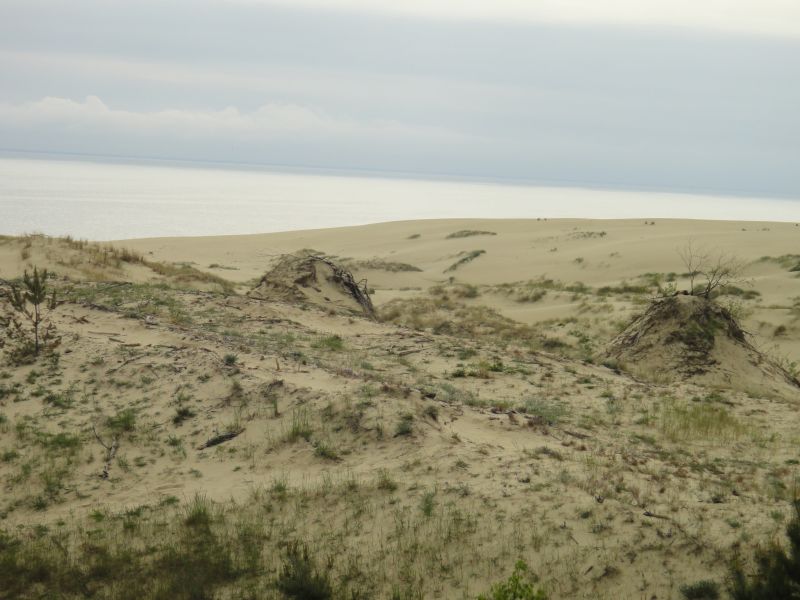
[0,0,798,198]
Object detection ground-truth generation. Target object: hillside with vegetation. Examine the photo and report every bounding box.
[1,219,800,599]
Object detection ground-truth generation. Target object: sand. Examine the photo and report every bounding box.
[1,218,799,599]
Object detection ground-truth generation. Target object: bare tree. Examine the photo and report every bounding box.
[678,240,708,295]
[698,253,746,298]
[677,241,746,298]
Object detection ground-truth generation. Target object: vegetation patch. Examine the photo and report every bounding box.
[345,258,422,272]
[660,402,746,442]
[446,230,497,239]
[445,250,486,273]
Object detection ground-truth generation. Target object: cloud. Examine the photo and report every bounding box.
[0,2,798,197]
[0,95,466,140]
[232,0,800,38]
[0,95,478,174]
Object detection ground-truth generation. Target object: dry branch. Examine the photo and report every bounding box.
[310,255,376,319]
[93,423,119,480]
[198,428,244,450]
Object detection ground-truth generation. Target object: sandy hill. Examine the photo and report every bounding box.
[0,220,799,600]
[248,251,375,318]
[606,294,800,397]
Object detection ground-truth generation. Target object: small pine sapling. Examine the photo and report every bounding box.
[4,267,59,360]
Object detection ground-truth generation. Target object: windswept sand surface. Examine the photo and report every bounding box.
[123,218,800,359]
[1,219,799,599]
[121,218,800,286]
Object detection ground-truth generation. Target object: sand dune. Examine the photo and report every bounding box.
[1,219,799,599]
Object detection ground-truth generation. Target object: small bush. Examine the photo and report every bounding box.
[729,500,800,599]
[173,406,196,426]
[44,390,73,409]
[394,414,414,437]
[420,490,436,517]
[478,560,547,600]
[1,449,19,462]
[423,404,439,421]
[184,494,213,528]
[38,432,82,453]
[680,580,720,599]
[276,543,333,600]
[520,398,566,425]
[376,469,398,491]
[286,409,313,443]
[107,408,137,433]
[4,266,59,360]
[313,336,344,351]
[313,440,339,461]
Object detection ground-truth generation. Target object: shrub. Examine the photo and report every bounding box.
[423,404,439,421]
[376,469,398,492]
[420,490,436,517]
[44,390,73,409]
[729,500,800,599]
[394,414,414,437]
[173,406,196,426]
[313,336,344,351]
[478,560,547,600]
[520,399,566,425]
[107,408,137,433]
[276,543,333,600]
[313,440,339,461]
[184,494,213,529]
[680,580,720,599]
[38,432,82,453]
[286,409,313,443]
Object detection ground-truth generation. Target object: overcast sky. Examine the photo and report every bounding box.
[0,0,798,198]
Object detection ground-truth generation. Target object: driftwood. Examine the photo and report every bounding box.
[562,429,591,440]
[309,255,376,319]
[101,439,119,480]
[263,379,284,396]
[92,423,119,480]
[84,303,115,312]
[198,428,244,450]
[395,347,426,356]
[643,510,670,520]
[266,379,284,391]
[106,354,145,373]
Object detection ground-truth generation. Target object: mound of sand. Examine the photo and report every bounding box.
[248,251,375,318]
[606,294,799,396]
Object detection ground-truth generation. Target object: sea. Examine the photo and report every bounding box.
[0,156,797,240]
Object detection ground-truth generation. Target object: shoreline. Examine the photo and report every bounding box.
[3,149,799,202]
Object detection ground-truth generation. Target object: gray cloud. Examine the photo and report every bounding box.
[0,0,798,198]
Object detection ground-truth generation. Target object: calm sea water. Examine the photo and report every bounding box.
[0,157,797,240]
